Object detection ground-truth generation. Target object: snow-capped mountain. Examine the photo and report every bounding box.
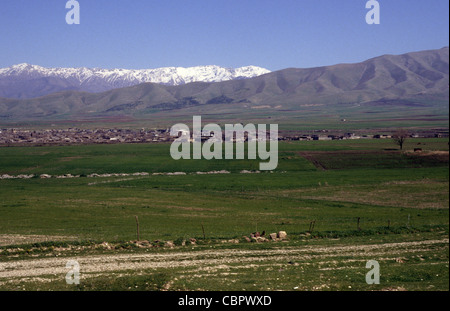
[0,63,271,99]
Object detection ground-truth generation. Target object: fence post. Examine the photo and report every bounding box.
[135,216,140,241]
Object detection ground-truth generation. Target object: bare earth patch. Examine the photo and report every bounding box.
[296,180,449,209]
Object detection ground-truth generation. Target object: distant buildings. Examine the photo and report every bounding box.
[0,127,448,146]
[0,128,172,146]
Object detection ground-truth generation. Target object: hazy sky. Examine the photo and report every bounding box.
[0,0,448,70]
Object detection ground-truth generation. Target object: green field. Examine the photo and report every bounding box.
[0,138,448,291]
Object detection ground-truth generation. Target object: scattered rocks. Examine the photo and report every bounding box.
[2,171,184,180]
[153,172,186,176]
[269,233,278,240]
[239,170,260,174]
[382,286,407,291]
[134,240,151,248]
[250,232,260,238]
[88,173,134,178]
[268,231,288,241]
[242,231,288,243]
[56,174,78,179]
[1,170,275,180]
[98,242,113,250]
[195,170,230,175]
[0,174,35,179]
[164,241,175,248]
[0,174,35,180]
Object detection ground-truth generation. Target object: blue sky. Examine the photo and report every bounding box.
[0,0,448,71]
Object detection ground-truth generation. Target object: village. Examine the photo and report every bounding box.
[0,127,448,147]
[0,128,172,146]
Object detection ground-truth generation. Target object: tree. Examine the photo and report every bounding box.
[392,129,409,150]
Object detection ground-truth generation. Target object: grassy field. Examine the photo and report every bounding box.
[0,138,448,291]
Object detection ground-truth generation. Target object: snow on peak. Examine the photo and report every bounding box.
[0,63,271,88]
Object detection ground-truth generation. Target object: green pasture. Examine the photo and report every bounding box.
[0,138,448,291]
[0,139,448,242]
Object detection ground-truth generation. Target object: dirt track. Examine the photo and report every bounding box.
[0,238,447,284]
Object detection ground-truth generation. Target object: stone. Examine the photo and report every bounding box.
[269,233,278,240]
[164,241,175,248]
[135,240,151,248]
[278,231,288,240]
[99,242,113,250]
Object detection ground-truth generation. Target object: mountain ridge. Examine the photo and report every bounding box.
[0,64,271,99]
[0,47,448,123]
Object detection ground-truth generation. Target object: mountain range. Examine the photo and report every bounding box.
[0,47,448,123]
[0,64,271,99]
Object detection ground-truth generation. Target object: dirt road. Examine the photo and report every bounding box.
[1,238,447,284]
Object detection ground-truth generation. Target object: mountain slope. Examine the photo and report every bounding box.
[0,47,448,122]
[0,64,271,99]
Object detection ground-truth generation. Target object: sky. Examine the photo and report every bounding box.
[0,0,448,71]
